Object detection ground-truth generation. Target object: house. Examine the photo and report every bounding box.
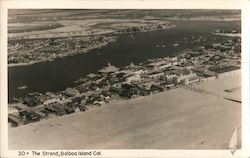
[165,73,177,79]
[184,77,200,86]
[94,100,106,106]
[148,60,166,67]
[170,57,178,61]
[85,98,94,105]
[160,81,175,90]
[34,110,47,118]
[133,69,148,75]
[204,71,217,77]
[178,57,186,63]
[77,104,88,111]
[89,83,99,91]
[76,84,89,93]
[174,70,197,84]
[122,84,140,95]
[110,86,124,95]
[102,90,113,97]
[154,63,172,71]
[72,97,83,104]
[19,110,41,124]
[148,72,165,79]
[52,104,68,116]
[64,105,75,114]
[23,95,42,107]
[119,89,133,98]
[58,99,72,105]
[8,114,22,127]
[89,95,102,102]
[43,98,60,106]
[8,106,18,114]
[39,108,53,116]
[185,65,194,70]
[122,84,134,90]
[126,66,148,75]
[63,87,79,97]
[171,61,178,66]
[113,84,140,98]
[116,72,126,78]
[139,89,151,96]
[45,106,64,116]
[126,74,141,84]
[97,79,109,87]
[86,73,98,79]
[150,85,164,93]
[98,63,119,74]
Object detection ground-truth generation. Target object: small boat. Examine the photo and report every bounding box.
[130,33,135,40]
[173,43,179,47]
[18,85,27,90]
[156,45,159,48]
[13,97,19,102]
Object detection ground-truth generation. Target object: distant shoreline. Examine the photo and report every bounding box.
[8,25,175,68]
[213,33,241,37]
[8,38,116,68]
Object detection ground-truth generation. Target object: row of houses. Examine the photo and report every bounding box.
[8,110,43,127]
[10,37,241,127]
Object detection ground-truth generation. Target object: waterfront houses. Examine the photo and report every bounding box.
[8,37,241,127]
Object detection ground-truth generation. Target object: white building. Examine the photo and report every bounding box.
[155,63,172,71]
[175,71,197,83]
[126,74,141,84]
[171,57,178,61]
[148,72,165,79]
[178,57,186,63]
[43,98,60,106]
[184,77,200,86]
[131,69,148,75]
[171,61,178,66]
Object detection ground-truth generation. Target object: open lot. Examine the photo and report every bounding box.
[9,73,241,149]
[193,71,241,102]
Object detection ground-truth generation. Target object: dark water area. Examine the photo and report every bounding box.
[8,20,240,102]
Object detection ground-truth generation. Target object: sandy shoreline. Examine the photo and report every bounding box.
[8,72,241,149]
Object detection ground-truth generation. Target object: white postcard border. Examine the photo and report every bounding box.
[1,0,249,157]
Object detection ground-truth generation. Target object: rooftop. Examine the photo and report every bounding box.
[99,63,119,73]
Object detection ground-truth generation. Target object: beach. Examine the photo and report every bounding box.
[9,72,241,149]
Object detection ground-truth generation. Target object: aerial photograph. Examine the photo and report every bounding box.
[8,9,241,150]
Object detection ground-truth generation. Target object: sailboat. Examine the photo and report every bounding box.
[18,85,27,90]
[228,128,238,155]
[130,33,135,40]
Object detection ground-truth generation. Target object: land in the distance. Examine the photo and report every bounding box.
[8,10,240,66]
